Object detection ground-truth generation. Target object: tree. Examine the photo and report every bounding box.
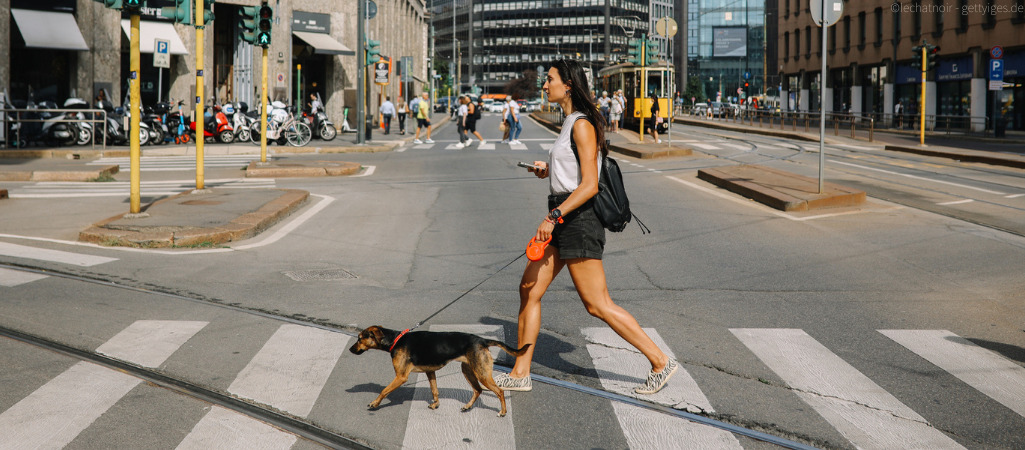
[684,76,705,104]
[504,69,540,100]
[433,59,451,94]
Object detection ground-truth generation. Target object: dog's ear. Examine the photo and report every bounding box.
[368,326,385,343]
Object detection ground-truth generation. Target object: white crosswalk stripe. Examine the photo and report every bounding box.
[731,328,965,449]
[402,324,516,449]
[8,178,275,198]
[88,155,257,172]
[583,327,743,449]
[0,320,207,449]
[0,242,118,287]
[5,321,1021,448]
[880,329,1025,419]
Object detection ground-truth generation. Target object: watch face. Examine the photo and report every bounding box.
[551,209,562,219]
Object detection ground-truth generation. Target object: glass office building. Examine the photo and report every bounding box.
[432,0,652,96]
[686,0,766,103]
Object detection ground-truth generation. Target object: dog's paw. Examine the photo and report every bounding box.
[367,401,381,410]
[428,402,439,410]
[498,411,507,417]
[460,405,472,412]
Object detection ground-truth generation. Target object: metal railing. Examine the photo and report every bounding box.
[1,108,108,150]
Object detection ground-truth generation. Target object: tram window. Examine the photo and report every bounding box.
[625,72,637,96]
[648,73,662,96]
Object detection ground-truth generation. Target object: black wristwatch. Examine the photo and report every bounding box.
[547,208,563,222]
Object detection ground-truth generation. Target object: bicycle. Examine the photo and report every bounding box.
[250,104,311,147]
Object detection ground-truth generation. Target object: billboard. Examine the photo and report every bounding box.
[712,27,747,58]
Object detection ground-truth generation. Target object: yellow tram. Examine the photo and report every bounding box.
[597,63,675,128]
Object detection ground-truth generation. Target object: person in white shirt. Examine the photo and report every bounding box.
[456,96,469,147]
[506,96,522,145]
[396,97,408,135]
[379,97,396,134]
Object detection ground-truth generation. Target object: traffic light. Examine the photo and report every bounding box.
[645,38,659,65]
[161,0,192,25]
[256,4,272,47]
[239,5,259,43]
[910,42,924,69]
[365,36,381,65]
[926,42,940,70]
[98,0,123,9]
[627,38,644,65]
[124,0,143,11]
[201,0,215,25]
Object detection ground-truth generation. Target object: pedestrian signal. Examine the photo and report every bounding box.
[257,5,273,47]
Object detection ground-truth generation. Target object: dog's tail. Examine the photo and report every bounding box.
[487,341,532,357]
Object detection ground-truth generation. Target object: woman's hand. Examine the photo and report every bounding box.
[529,161,549,179]
[536,217,556,242]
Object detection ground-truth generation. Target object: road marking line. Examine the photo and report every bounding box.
[832,160,1006,195]
[0,320,205,449]
[880,330,1025,419]
[96,320,209,368]
[1006,193,1024,199]
[479,143,497,150]
[583,327,744,449]
[228,324,350,417]
[720,142,750,150]
[0,267,49,287]
[689,142,722,150]
[232,194,334,251]
[0,242,117,266]
[402,324,515,450]
[666,176,892,222]
[936,199,974,205]
[176,406,298,449]
[352,165,376,177]
[731,328,965,449]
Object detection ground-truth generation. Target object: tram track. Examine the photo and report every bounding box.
[0,261,821,449]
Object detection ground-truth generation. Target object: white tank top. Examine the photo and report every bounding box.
[550,112,601,195]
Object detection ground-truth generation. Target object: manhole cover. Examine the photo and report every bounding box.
[283,269,357,281]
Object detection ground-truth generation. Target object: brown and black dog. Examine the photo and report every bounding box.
[349,325,531,417]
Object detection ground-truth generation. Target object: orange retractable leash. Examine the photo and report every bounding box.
[526,237,551,261]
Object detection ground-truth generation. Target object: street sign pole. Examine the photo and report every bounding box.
[129,13,142,213]
[920,45,926,146]
[811,0,842,194]
[194,0,205,190]
[260,47,269,162]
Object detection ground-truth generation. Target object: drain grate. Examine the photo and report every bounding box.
[283,269,357,282]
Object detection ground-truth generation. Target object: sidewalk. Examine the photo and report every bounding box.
[0,114,453,248]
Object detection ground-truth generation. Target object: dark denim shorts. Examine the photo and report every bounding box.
[548,193,606,260]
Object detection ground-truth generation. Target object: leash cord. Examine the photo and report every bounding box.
[410,251,527,330]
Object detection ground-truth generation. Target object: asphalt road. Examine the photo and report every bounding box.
[1,112,1024,449]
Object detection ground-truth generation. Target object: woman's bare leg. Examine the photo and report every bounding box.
[566,257,668,372]
[510,246,565,378]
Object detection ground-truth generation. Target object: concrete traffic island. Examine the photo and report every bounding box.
[698,165,866,212]
[79,188,309,248]
[245,160,362,178]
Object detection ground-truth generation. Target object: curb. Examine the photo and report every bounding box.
[0,165,119,182]
[697,165,866,211]
[78,189,309,248]
[531,113,691,159]
[245,161,362,178]
[883,145,1025,169]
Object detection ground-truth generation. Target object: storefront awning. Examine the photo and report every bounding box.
[11,9,88,51]
[120,20,189,55]
[293,31,355,56]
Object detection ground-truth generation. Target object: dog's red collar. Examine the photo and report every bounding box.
[389,328,410,352]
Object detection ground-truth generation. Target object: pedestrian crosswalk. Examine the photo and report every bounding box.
[7,178,275,198]
[0,242,117,287]
[88,155,257,172]
[2,316,1023,448]
[407,140,547,152]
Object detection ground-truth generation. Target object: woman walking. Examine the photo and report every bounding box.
[397,97,408,135]
[467,98,486,145]
[495,59,678,395]
[648,92,661,143]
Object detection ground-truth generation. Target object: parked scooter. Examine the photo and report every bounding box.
[339,106,357,133]
[225,102,254,142]
[303,93,336,141]
[38,100,77,147]
[143,102,169,145]
[189,104,234,143]
[63,97,94,146]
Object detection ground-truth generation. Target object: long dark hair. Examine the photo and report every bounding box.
[552,59,607,157]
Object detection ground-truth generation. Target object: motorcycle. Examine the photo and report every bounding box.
[63,98,94,146]
[189,104,233,143]
[118,90,151,146]
[143,102,169,145]
[225,102,254,143]
[303,93,336,141]
[38,100,77,147]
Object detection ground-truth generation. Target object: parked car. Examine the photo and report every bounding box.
[692,103,708,116]
[482,98,495,112]
[526,100,541,112]
[487,101,505,113]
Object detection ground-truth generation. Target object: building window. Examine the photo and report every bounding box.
[912,1,922,37]
[784,31,790,61]
[894,4,903,41]
[875,7,884,45]
[933,0,944,36]
[805,25,812,57]
[984,0,996,28]
[843,15,851,51]
[1016,0,1025,22]
[829,22,837,53]
[958,0,969,31]
[858,12,866,47]
[795,28,801,60]
[785,0,790,17]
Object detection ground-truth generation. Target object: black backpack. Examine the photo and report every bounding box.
[568,116,650,234]
[472,103,482,120]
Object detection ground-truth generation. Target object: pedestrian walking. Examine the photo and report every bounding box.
[413,92,434,144]
[468,99,486,145]
[616,90,627,130]
[456,96,469,147]
[380,96,396,135]
[648,92,661,143]
[397,96,408,135]
[609,94,623,133]
[501,100,511,143]
[599,91,611,129]
[506,95,522,145]
[894,100,904,129]
[495,58,678,395]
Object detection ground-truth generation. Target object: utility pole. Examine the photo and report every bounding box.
[357,0,366,144]
[194,0,206,190]
[129,11,141,213]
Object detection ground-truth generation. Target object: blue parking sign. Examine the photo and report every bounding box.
[990,60,1004,81]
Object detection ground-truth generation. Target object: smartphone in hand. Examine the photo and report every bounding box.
[517,161,542,170]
